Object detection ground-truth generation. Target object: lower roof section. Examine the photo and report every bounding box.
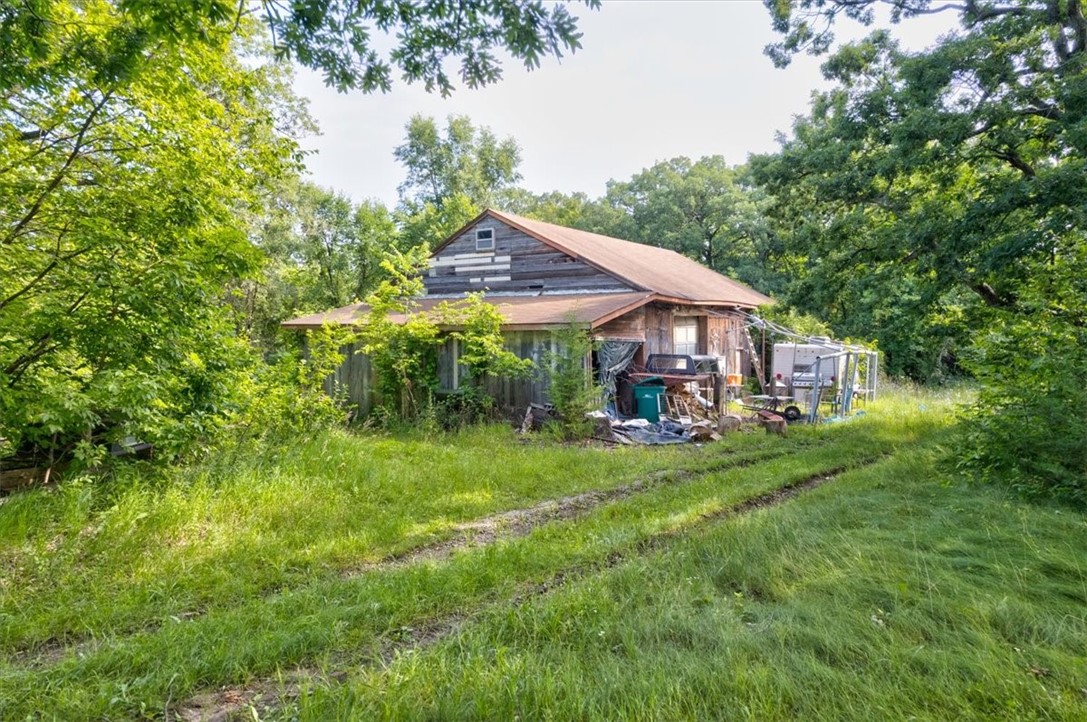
[281,291,657,331]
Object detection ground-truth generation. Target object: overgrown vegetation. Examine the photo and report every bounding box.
[4,389,1084,720]
[360,248,532,422]
[493,0,1087,503]
[239,324,354,443]
[0,5,300,468]
[542,322,600,440]
[288,437,1087,721]
[747,0,1087,503]
[2,0,1080,525]
[0,1,596,469]
[959,315,1087,505]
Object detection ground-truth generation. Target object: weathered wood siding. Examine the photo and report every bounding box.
[594,307,645,341]
[635,304,749,372]
[424,218,633,296]
[642,304,673,361]
[707,312,749,378]
[437,337,454,390]
[331,332,567,414]
[441,330,581,409]
[323,309,750,415]
[480,330,563,409]
[323,342,377,416]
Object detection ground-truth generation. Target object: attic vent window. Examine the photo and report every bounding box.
[475,228,494,251]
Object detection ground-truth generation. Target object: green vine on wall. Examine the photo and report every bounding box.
[359,247,532,421]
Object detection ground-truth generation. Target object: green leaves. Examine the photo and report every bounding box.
[0,2,300,463]
[359,249,531,421]
[436,293,534,382]
[603,156,784,290]
[2,1,598,96]
[394,115,523,210]
[756,0,1087,495]
[542,322,598,440]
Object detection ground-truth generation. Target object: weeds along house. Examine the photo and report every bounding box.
[283,209,772,415]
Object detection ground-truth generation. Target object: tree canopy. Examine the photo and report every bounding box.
[0,0,599,466]
[0,5,303,460]
[395,114,523,209]
[758,0,1086,324]
[3,0,599,95]
[756,0,1087,497]
[602,156,784,295]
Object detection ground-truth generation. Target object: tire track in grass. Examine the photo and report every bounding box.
[344,445,790,575]
[171,454,887,722]
[9,443,800,669]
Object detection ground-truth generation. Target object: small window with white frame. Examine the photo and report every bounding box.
[674,316,698,356]
[475,227,495,251]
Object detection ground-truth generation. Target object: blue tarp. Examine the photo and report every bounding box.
[613,418,691,445]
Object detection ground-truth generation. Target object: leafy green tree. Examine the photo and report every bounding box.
[501,188,628,234]
[397,192,481,252]
[438,294,534,384]
[756,2,1086,348]
[352,199,402,295]
[960,309,1087,505]
[360,248,529,420]
[1,0,602,466]
[3,0,599,95]
[542,322,599,440]
[262,182,362,309]
[0,6,300,462]
[394,115,523,210]
[232,181,400,348]
[757,0,1087,496]
[603,156,785,292]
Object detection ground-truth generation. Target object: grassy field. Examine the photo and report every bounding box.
[1,388,1084,720]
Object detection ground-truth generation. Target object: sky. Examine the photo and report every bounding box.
[292,1,958,208]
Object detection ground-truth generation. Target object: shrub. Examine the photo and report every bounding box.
[432,385,495,430]
[543,322,600,440]
[958,316,1087,506]
[360,248,532,423]
[236,324,354,442]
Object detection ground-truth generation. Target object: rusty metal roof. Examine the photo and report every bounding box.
[284,210,773,331]
[281,292,656,331]
[462,209,774,308]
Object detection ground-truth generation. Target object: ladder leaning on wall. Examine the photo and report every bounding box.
[743,327,768,394]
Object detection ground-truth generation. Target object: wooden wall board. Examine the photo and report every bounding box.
[322,309,750,416]
[423,218,632,295]
[322,342,377,416]
[594,307,646,341]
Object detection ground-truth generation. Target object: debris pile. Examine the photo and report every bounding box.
[517,352,806,445]
[594,385,756,446]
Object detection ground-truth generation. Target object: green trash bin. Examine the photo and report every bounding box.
[633,382,666,423]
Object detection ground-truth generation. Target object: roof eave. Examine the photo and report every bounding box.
[648,296,772,309]
[588,292,658,328]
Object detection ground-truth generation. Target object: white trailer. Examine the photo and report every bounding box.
[771,339,878,419]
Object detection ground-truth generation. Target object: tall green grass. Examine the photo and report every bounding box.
[0,400,943,719]
[286,446,1087,721]
[1,425,717,651]
[0,390,967,719]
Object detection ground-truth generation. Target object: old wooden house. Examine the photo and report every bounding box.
[283,209,772,414]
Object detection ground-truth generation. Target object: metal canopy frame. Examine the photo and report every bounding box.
[723,312,879,424]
